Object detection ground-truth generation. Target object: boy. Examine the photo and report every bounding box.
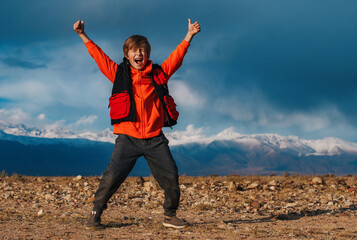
[73,18,200,229]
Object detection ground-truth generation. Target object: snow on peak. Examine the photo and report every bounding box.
[1,120,357,156]
[0,120,75,139]
[216,127,244,139]
[0,120,116,143]
[164,125,357,156]
[77,128,116,142]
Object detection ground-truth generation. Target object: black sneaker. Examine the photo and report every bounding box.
[163,216,189,229]
[86,210,103,229]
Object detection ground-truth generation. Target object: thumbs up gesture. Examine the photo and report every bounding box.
[188,18,201,36]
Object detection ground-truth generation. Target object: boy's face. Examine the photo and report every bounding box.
[125,47,149,70]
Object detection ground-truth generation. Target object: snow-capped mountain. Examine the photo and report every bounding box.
[164,126,357,157]
[1,121,357,176]
[76,128,116,143]
[0,120,75,138]
[1,121,357,156]
[0,120,116,144]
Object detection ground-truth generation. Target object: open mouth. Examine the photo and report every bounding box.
[134,58,143,64]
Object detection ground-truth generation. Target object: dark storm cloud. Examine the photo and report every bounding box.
[1,57,46,69]
[173,0,357,130]
[230,1,357,126]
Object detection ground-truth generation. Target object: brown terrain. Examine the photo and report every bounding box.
[1,173,357,239]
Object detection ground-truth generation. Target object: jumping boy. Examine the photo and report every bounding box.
[73,19,200,229]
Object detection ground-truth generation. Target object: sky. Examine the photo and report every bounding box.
[0,0,357,142]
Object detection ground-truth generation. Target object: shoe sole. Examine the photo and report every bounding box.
[86,225,104,230]
[162,222,188,229]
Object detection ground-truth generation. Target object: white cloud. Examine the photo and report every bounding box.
[0,108,68,131]
[44,120,66,130]
[72,115,98,126]
[0,108,29,124]
[267,111,330,131]
[0,108,99,134]
[0,42,111,112]
[37,113,46,120]
[165,124,206,145]
[0,80,52,106]
[168,80,205,108]
[213,90,353,135]
[165,124,247,146]
[257,105,346,132]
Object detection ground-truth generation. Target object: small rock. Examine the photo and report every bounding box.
[132,198,143,204]
[246,182,259,190]
[284,179,294,185]
[64,194,71,201]
[344,199,352,206]
[37,177,44,183]
[250,200,261,209]
[45,194,55,200]
[268,180,277,186]
[73,175,82,181]
[218,224,227,229]
[312,177,324,185]
[286,203,297,208]
[37,209,44,216]
[2,193,11,199]
[228,182,236,191]
[143,181,154,191]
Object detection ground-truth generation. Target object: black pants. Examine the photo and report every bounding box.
[92,132,180,217]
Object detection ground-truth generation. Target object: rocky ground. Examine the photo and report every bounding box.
[1,173,357,239]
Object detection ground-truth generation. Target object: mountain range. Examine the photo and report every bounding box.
[1,121,357,176]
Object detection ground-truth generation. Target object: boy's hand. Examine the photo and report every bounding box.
[73,20,85,34]
[188,18,201,36]
[73,20,90,43]
[185,18,201,43]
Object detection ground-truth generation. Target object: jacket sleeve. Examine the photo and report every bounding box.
[160,40,190,80]
[85,40,118,83]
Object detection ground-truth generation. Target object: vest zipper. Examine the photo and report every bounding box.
[138,70,146,139]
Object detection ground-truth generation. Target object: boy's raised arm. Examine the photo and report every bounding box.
[160,18,201,78]
[73,20,91,43]
[73,20,117,82]
[184,18,201,43]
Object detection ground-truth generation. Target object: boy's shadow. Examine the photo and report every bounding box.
[101,221,137,229]
[223,204,357,224]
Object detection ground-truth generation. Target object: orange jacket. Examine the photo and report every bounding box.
[85,39,190,139]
